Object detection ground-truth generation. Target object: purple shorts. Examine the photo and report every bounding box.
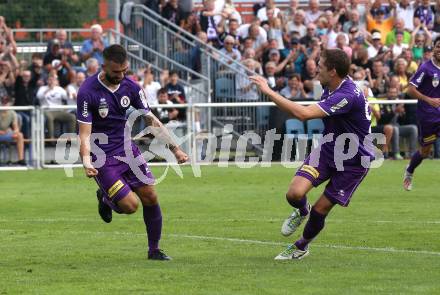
[94,146,155,204]
[0,131,14,142]
[295,155,369,207]
[417,120,440,146]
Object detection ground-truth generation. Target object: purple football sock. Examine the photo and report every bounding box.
[407,151,424,174]
[295,208,327,250]
[143,204,162,254]
[286,195,309,216]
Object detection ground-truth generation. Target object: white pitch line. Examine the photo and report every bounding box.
[1,229,440,257]
[0,218,440,225]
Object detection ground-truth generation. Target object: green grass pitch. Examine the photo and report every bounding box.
[1,161,439,294]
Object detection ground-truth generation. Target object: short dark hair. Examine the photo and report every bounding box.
[157,88,168,96]
[321,49,350,78]
[169,70,179,77]
[434,36,440,46]
[103,44,127,64]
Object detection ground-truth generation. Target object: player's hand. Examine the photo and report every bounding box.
[249,75,271,95]
[428,98,440,108]
[173,148,189,164]
[84,165,98,178]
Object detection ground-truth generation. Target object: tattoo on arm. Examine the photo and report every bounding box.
[145,112,178,151]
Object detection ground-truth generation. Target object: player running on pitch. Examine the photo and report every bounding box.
[403,37,440,191]
[77,44,188,261]
[250,49,373,260]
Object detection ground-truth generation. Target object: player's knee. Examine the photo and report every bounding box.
[124,201,139,214]
[286,188,304,201]
[142,191,158,206]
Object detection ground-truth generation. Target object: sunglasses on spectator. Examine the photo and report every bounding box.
[350,29,358,34]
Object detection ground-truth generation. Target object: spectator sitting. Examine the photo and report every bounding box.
[302,58,319,93]
[385,18,411,47]
[66,71,86,105]
[36,72,76,141]
[218,18,240,46]
[390,31,409,59]
[14,70,37,138]
[410,28,432,62]
[422,45,433,62]
[257,0,281,22]
[335,33,352,58]
[283,0,299,22]
[388,87,418,158]
[156,88,180,124]
[300,23,317,48]
[140,66,161,106]
[286,10,307,37]
[367,59,388,97]
[199,0,222,47]
[414,0,435,30]
[46,29,79,66]
[85,58,100,78]
[280,74,308,100]
[0,97,25,165]
[43,39,72,87]
[165,70,186,103]
[80,24,108,64]
[162,0,183,26]
[29,53,45,87]
[236,59,259,101]
[219,35,241,65]
[343,10,361,33]
[304,0,323,25]
[367,5,394,44]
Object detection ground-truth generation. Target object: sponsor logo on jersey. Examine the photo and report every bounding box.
[82,101,88,118]
[98,98,109,118]
[432,73,439,88]
[120,96,130,108]
[330,98,348,113]
[416,72,425,84]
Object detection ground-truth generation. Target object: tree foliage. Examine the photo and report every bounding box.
[0,0,100,28]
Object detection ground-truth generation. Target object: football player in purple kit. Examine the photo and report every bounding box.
[250,49,373,260]
[76,44,188,261]
[403,37,440,191]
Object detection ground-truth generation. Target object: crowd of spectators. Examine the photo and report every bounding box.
[150,0,440,159]
[0,18,187,165]
[2,0,440,164]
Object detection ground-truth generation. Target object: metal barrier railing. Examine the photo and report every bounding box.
[0,99,421,170]
[0,106,38,171]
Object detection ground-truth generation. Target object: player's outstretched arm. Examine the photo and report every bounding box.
[144,112,189,164]
[407,84,440,108]
[78,122,98,177]
[250,75,326,121]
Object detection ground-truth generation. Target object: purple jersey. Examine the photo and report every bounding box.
[316,78,373,167]
[76,73,150,156]
[409,59,440,123]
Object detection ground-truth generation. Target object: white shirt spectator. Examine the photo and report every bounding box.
[257,6,281,22]
[142,80,162,105]
[237,24,267,40]
[236,75,259,101]
[286,21,307,37]
[36,85,68,107]
[392,43,409,58]
[304,10,322,25]
[396,1,416,31]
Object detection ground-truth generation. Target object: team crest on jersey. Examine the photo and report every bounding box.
[120,96,130,108]
[82,101,88,118]
[432,73,439,88]
[98,98,109,118]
